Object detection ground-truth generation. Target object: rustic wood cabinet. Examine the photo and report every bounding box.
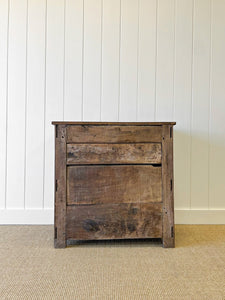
[52,122,176,248]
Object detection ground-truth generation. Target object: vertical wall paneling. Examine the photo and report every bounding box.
[0,0,9,208]
[6,0,27,208]
[209,0,225,209]
[44,0,65,208]
[25,0,46,208]
[64,0,83,121]
[173,0,193,209]
[1,0,225,223]
[155,0,175,121]
[83,0,102,121]
[101,0,120,121]
[191,0,211,209]
[119,0,139,121]
[137,0,157,121]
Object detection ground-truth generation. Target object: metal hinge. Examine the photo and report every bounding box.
[170,179,173,191]
[55,179,58,192]
[55,227,57,239]
[170,126,173,138]
[55,125,58,138]
[171,226,174,238]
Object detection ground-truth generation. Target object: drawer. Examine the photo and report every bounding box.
[67,165,162,205]
[66,203,162,240]
[66,125,162,143]
[67,143,161,165]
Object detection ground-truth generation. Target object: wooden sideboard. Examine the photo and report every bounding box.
[52,122,176,248]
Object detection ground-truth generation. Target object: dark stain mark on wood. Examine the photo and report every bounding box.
[83,219,100,232]
[127,223,136,233]
[131,207,138,215]
[66,203,162,240]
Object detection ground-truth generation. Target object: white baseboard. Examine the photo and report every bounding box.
[0,209,54,224]
[0,209,225,225]
[175,209,225,224]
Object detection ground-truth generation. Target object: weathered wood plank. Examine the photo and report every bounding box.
[66,125,162,143]
[66,203,162,240]
[162,125,175,248]
[54,125,67,248]
[67,143,161,165]
[67,165,162,205]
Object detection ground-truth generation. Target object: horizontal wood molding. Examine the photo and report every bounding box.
[67,143,162,165]
[66,125,162,143]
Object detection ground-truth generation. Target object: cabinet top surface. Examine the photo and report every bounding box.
[52,121,176,126]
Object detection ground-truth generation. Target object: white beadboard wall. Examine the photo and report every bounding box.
[0,0,225,224]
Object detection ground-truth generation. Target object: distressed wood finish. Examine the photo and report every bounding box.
[52,121,176,125]
[66,125,162,143]
[66,203,162,240]
[67,143,162,165]
[162,125,175,248]
[67,165,162,205]
[54,125,67,248]
[52,121,176,248]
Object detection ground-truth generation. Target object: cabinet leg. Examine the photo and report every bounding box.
[162,235,175,248]
[162,125,175,249]
[54,226,66,248]
[54,239,66,248]
[54,125,67,249]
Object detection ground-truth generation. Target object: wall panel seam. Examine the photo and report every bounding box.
[118,0,121,121]
[136,0,140,121]
[154,0,158,121]
[62,0,66,121]
[208,0,212,209]
[42,0,48,209]
[81,0,84,121]
[100,0,103,121]
[4,0,10,209]
[172,0,176,121]
[24,0,29,209]
[190,0,195,210]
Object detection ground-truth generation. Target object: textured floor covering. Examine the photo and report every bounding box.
[0,225,225,300]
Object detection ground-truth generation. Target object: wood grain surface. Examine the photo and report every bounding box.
[67,165,162,205]
[162,125,175,248]
[52,121,176,125]
[67,143,162,164]
[54,125,67,248]
[66,203,162,240]
[66,125,162,143]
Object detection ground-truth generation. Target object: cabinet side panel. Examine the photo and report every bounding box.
[162,125,175,248]
[54,125,67,248]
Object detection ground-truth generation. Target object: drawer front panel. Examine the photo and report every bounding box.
[66,125,162,143]
[67,143,162,165]
[67,165,162,204]
[66,203,162,240]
